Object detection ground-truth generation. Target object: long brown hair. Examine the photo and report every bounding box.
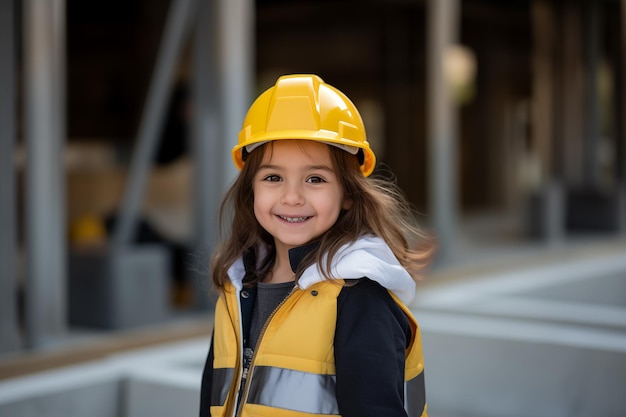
[210,142,435,288]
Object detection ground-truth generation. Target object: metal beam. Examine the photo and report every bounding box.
[190,0,254,307]
[0,0,21,354]
[529,0,565,243]
[23,0,67,347]
[215,0,255,186]
[112,0,198,247]
[427,0,460,264]
[560,2,585,186]
[531,0,556,182]
[191,0,221,308]
[583,0,602,188]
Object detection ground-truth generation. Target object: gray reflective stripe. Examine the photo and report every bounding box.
[247,366,339,415]
[405,371,426,417]
[211,367,235,406]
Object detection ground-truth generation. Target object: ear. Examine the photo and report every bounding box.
[342,198,353,210]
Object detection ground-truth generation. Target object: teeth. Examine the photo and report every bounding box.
[280,215,308,223]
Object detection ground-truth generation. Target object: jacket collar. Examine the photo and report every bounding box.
[288,241,320,273]
[227,236,416,305]
[297,235,416,305]
[226,241,318,291]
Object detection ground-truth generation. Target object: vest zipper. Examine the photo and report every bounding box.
[229,287,247,417]
[235,285,297,417]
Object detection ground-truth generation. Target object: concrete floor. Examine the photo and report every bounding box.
[1,229,625,417]
[415,232,626,417]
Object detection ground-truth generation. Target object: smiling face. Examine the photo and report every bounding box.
[253,140,347,256]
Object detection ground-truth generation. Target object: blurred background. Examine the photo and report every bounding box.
[1,0,625,416]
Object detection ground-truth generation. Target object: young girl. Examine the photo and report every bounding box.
[199,74,432,417]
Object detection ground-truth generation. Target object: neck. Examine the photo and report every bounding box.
[264,249,295,283]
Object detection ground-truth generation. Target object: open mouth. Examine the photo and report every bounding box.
[278,215,310,223]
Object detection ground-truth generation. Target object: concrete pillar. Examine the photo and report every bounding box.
[190,0,222,308]
[559,2,586,186]
[583,0,602,188]
[529,0,565,243]
[0,0,21,354]
[531,0,555,183]
[23,0,67,347]
[427,0,460,264]
[189,0,254,307]
[215,0,255,186]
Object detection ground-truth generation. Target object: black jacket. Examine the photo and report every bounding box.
[199,242,426,417]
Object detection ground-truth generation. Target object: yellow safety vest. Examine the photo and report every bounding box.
[210,279,426,417]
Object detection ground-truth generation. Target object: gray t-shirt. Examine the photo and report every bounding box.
[248,281,295,349]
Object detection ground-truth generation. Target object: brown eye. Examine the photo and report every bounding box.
[306,176,325,184]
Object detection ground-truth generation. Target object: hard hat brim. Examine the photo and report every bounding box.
[232,133,376,177]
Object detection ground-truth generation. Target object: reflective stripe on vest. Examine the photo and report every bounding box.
[405,371,426,417]
[247,366,339,415]
[211,367,235,406]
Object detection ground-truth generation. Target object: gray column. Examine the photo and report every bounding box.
[0,0,21,353]
[531,0,555,182]
[189,0,254,307]
[23,0,67,347]
[583,0,602,188]
[529,0,565,243]
[215,0,255,186]
[560,2,585,186]
[427,0,460,264]
[190,0,222,308]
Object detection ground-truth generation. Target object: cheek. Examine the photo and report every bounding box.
[252,187,270,217]
[324,191,345,219]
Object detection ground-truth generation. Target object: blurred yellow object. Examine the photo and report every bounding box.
[69,214,107,246]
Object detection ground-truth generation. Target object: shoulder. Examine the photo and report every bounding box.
[337,278,411,343]
[338,277,402,308]
[333,278,414,416]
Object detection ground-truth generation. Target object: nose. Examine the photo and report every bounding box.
[280,182,304,206]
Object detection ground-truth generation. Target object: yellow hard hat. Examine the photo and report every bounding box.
[233,74,376,176]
